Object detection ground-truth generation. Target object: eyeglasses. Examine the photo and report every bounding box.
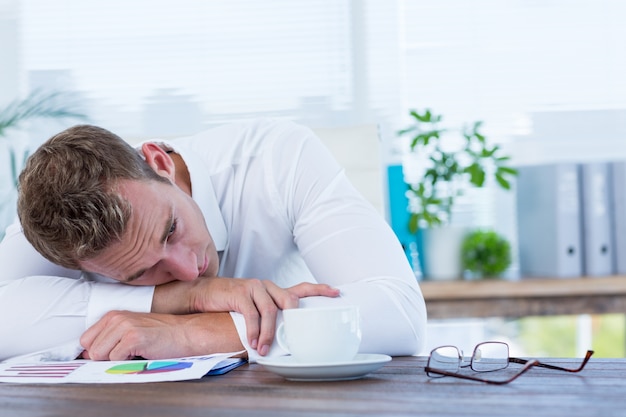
[425,341,594,385]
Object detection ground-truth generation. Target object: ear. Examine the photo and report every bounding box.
[141,143,176,181]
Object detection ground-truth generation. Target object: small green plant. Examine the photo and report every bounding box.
[461,229,512,278]
[398,108,517,233]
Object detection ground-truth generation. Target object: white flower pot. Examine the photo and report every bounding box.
[420,226,469,281]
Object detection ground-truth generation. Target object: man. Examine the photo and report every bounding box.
[0,119,426,362]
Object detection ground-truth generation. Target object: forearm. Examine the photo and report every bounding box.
[80,311,246,360]
[151,279,196,314]
[176,312,246,357]
[151,277,238,314]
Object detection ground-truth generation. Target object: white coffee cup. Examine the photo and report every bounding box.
[276,305,361,363]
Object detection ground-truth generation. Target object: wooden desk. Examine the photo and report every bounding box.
[0,356,620,417]
[421,276,626,319]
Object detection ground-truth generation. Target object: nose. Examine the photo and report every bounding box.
[163,247,198,282]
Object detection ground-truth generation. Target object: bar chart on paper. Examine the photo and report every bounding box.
[0,362,85,379]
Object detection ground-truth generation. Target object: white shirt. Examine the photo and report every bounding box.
[0,119,426,362]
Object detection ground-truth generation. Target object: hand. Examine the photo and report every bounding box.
[188,278,340,356]
[152,277,340,356]
[80,311,245,361]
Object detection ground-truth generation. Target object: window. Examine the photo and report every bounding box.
[1,0,625,247]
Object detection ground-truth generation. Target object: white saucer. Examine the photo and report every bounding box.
[256,353,391,381]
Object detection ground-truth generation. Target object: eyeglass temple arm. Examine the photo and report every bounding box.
[425,360,538,385]
[508,350,594,373]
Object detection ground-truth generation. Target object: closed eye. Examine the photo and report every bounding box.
[166,218,177,242]
[160,209,177,246]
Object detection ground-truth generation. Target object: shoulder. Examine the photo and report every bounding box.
[169,118,313,148]
[221,118,318,150]
[175,119,320,161]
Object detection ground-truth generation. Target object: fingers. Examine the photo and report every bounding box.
[79,314,108,357]
[236,279,283,355]
[80,311,169,361]
[241,281,341,356]
[80,312,127,360]
[287,282,341,299]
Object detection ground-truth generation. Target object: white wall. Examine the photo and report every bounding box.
[313,125,384,215]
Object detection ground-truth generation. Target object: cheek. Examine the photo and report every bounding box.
[208,254,220,277]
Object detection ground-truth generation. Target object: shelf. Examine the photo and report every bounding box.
[420,276,626,319]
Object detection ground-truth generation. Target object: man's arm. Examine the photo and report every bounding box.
[152,277,338,354]
[79,278,339,360]
[0,220,337,361]
[271,123,427,356]
[0,275,152,361]
[0,220,195,360]
[0,223,150,361]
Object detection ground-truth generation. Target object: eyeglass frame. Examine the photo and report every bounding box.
[424,341,594,385]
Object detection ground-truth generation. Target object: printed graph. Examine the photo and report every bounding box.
[106,361,193,375]
[0,362,85,379]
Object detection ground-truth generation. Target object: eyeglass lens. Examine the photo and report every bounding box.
[471,342,509,372]
[427,346,461,376]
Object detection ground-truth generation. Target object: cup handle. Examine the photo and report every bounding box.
[275,322,290,354]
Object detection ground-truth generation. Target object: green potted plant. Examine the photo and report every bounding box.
[0,90,87,238]
[398,108,517,233]
[397,108,517,279]
[462,229,512,279]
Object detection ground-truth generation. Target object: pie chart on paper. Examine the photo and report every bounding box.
[105,361,193,375]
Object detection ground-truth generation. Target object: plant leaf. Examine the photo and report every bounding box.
[0,89,88,137]
[397,126,416,136]
[466,163,486,187]
[495,173,511,190]
[497,166,518,176]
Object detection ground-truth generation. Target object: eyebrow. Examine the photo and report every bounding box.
[122,208,174,283]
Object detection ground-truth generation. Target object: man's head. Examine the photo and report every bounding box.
[18,125,219,284]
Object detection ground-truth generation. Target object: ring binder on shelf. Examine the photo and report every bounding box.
[611,161,626,275]
[579,162,614,276]
[516,163,583,278]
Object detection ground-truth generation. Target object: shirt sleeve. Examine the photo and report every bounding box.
[269,122,427,359]
[0,221,155,361]
[0,221,82,283]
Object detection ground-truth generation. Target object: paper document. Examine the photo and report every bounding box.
[0,351,246,384]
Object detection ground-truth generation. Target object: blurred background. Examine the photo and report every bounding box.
[1,0,625,358]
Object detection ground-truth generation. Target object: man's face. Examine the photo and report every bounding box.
[80,179,220,286]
